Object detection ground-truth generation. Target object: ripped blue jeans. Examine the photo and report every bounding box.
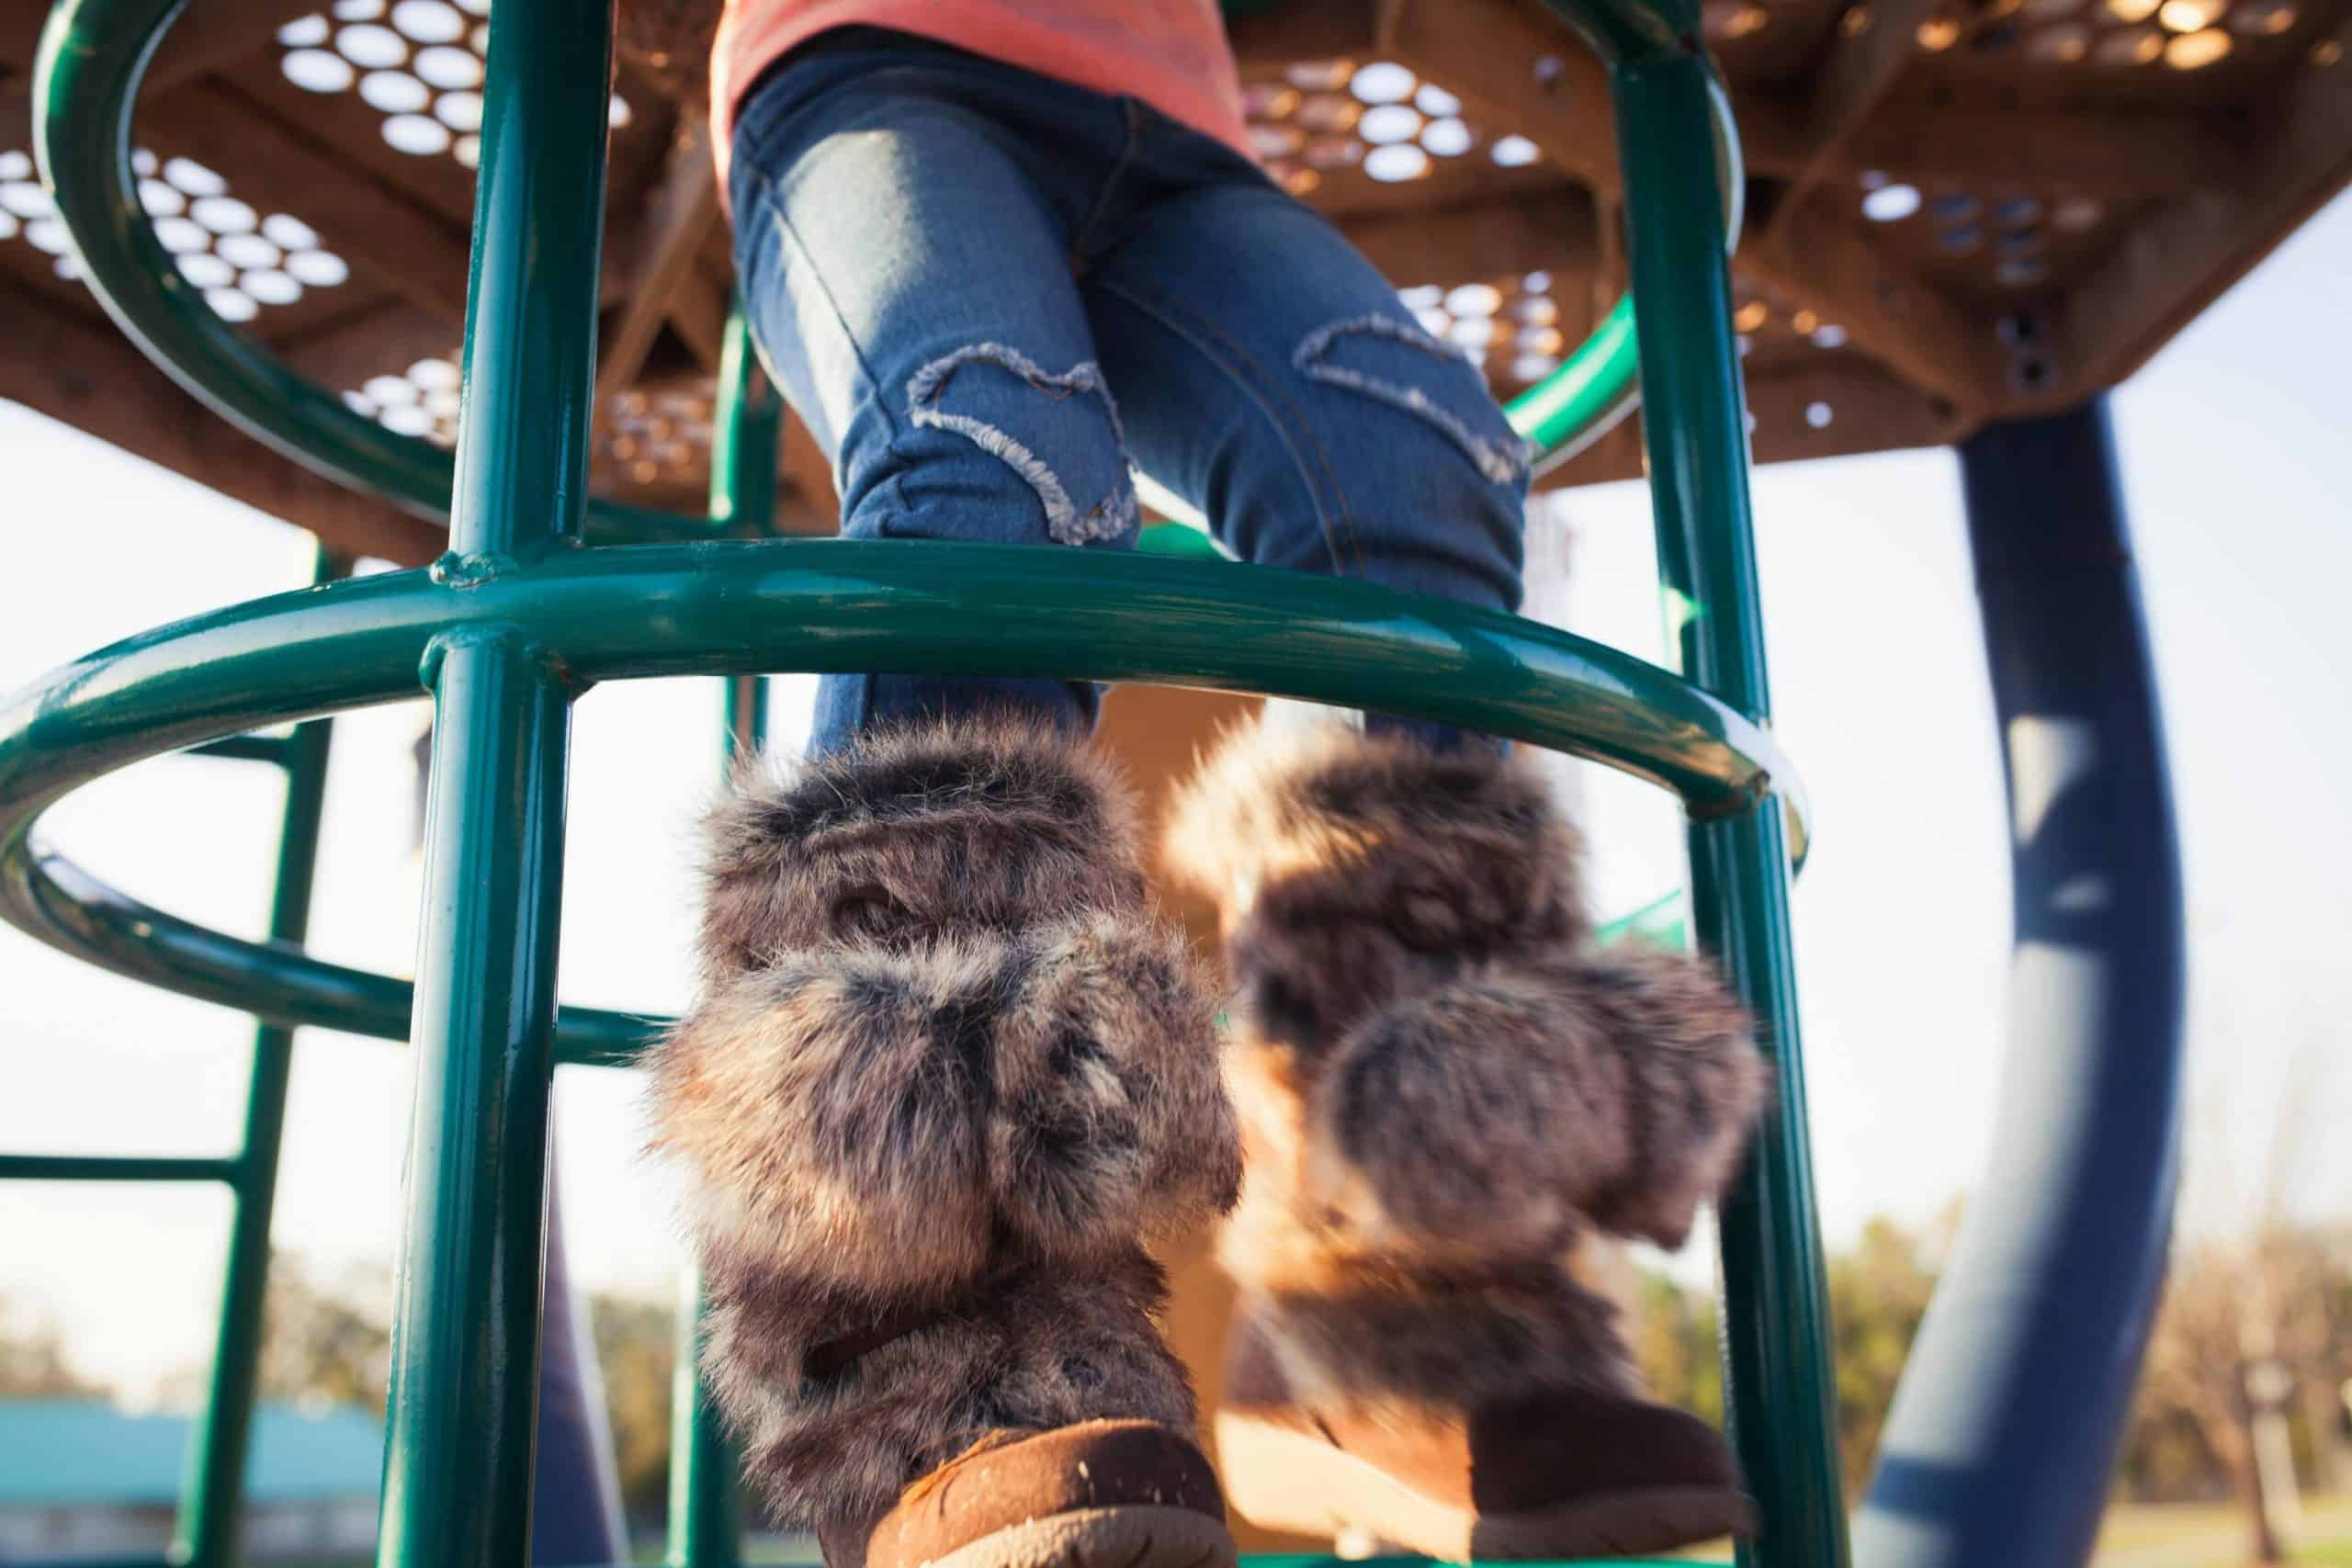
[729,28,1532,755]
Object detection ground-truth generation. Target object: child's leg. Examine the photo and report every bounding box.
[729,68,1141,754]
[1091,144,1763,1558]
[1081,170,1530,751]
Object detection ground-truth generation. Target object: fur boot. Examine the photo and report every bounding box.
[650,720,1241,1568]
[1165,716,1769,1561]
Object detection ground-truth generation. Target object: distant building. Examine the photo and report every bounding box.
[0,1399,380,1562]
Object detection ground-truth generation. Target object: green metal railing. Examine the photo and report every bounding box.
[4,0,1842,1563]
[0,547,342,1568]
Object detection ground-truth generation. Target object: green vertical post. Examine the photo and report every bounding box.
[667,307,778,1568]
[170,549,345,1568]
[375,0,611,1562]
[1611,51,1850,1568]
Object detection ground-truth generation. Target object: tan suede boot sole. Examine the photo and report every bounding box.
[922,1505,1238,1568]
[1217,1409,1757,1563]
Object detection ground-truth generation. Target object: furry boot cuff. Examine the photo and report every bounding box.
[651,720,1239,1531]
[1163,716,1766,1279]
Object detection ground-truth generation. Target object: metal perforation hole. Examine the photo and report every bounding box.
[1862,181,1922,220]
[2094,23,2165,58]
[1490,134,1540,166]
[1359,104,1423,144]
[287,249,351,286]
[1805,401,1834,429]
[206,287,259,322]
[381,403,435,436]
[282,48,356,91]
[1304,136,1364,171]
[1251,124,1306,159]
[262,213,320,251]
[435,90,483,131]
[1285,59,1357,91]
[0,181,52,220]
[1703,0,1771,37]
[360,69,431,113]
[138,178,185,217]
[390,0,465,41]
[1349,62,1417,103]
[191,196,258,235]
[2165,26,2233,62]
[153,216,210,254]
[278,13,330,44]
[1295,94,1361,134]
[2026,21,2091,58]
[335,23,408,68]
[164,157,227,198]
[1420,118,1474,156]
[1414,84,1462,116]
[23,218,70,254]
[243,269,303,305]
[453,135,482,169]
[1363,143,1431,181]
[413,44,482,87]
[215,232,282,269]
[383,114,453,155]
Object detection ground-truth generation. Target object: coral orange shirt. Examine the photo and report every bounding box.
[711,1,1255,186]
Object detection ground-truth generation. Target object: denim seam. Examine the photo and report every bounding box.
[736,160,901,449]
[1091,275,1368,579]
[1068,98,1147,275]
[1293,314,1536,486]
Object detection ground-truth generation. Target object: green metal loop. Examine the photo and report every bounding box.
[33,0,1744,515]
[30,0,710,544]
[0,541,1808,1066]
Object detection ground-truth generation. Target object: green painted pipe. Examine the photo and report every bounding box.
[0,539,1810,1068]
[1605,44,1849,1568]
[170,548,345,1568]
[372,0,608,1560]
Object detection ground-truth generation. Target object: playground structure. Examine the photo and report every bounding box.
[0,0,2342,1561]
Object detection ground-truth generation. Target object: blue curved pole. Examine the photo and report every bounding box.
[1856,395,2186,1568]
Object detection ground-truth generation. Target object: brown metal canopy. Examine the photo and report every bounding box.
[0,0,2343,567]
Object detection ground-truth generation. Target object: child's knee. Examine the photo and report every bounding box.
[899,343,1139,547]
[1294,311,1535,495]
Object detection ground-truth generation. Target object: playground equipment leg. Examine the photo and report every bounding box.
[1611,50,1850,1568]
[170,551,344,1568]
[665,332,778,1568]
[1855,397,2185,1568]
[375,0,611,1561]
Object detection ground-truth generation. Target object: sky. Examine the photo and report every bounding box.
[2,194,2347,1403]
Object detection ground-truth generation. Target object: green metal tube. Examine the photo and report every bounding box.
[171,560,342,1568]
[186,734,294,766]
[666,1254,745,1568]
[0,542,1810,1066]
[708,308,781,540]
[382,626,573,1568]
[667,314,772,1568]
[377,0,607,1560]
[0,1154,239,1182]
[1611,51,1848,1568]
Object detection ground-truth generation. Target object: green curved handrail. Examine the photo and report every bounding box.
[0,539,1810,1064]
[34,0,1743,522]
